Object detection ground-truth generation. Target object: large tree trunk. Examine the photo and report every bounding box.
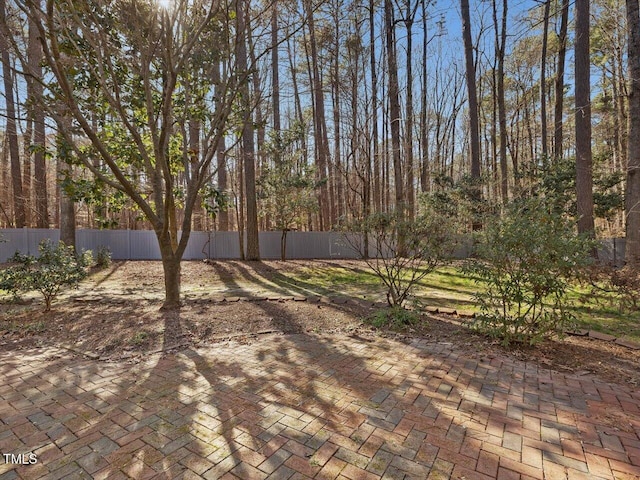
[404,2,416,217]
[626,0,640,266]
[370,0,381,212]
[237,0,260,260]
[56,115,76,249]
[575,0,595,238]
[29,5,49,228]
[493,0,508,202]
[540,0,551,158]
[158,234,181,309]
[554,0,569,160]
[271,4,281,134]
[0,0,25,228]
[59,182,76,247]
[461,0,482,228]
[384,0,404,214]
[281,229,287,261]
[419,0,429,194]
[305,1,331,229]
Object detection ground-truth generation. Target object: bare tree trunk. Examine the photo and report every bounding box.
[419,0,430,194]
[554,0,569,160]
[190,120,203,231]
[306,0,331,229]
[281,229,287,261]
[27,2,48,228]
[213,61,229,231]
[158,238,181,309]
[236,0,260,260]
[461,0,482,228]
[540,0,551,158]
[237,149,246,260]
[370,0,381,212]
[493,0,508,202]
[0,0,25,228]
[575,0,595,238]
[332,6,344,220]
[404,1,416,217]
[384,0,404,214]
[626,0,640,265]
[271,4,281,134]
[59,189,76,247]
[23,101,32,227]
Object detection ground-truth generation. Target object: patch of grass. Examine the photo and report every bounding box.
[288,262,640,342]
[366,306,420,330]
[1,319,46,334]
[564,282,640,341]
[129,331,150,345]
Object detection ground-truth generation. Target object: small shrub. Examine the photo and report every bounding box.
[463,198,595,346]
[366,306,420,330]
[343,203,459,306]
[129,331,150,345]
[95,246,112,269]
[80,249,94,268]
[0,240,89,311]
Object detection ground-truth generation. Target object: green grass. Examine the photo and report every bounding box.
[277,262,640,343]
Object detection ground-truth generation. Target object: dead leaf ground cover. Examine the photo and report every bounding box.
[0,260,638,389]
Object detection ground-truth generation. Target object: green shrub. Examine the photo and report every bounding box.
[366,306,420,330]
[0,240,89,311]
[463,198,595,346]
[343,203,459,307]
[95,246,112,269]
[80,249,94,268]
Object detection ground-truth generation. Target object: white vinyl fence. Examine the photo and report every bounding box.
[0,228,626,265]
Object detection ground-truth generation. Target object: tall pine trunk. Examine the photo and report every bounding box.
[306,1,331,229]
[404,2,415,217]
[384,0,404,214]
[461,0,482,228]
[29,3,49,228]
[0,0,25,228]
[575,0,595,238]
[236,0,260,259]
[540,0,551,158]
[554,0,569,161]
[625,0,640,266]
[370,0,381,212]
[493,0,508,202]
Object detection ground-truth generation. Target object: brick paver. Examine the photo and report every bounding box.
[1,333,639,479]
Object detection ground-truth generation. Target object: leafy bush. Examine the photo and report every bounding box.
[96,246,112,269]
[463,198,595,346]
[344,205,459,307]
[0,240,89,311]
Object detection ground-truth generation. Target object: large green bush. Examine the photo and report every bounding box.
[463,198,595,345]
[0,240,90,311]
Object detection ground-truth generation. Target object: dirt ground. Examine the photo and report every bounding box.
[0,260,639,389]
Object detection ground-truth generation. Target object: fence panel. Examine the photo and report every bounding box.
[1,229,628,264]
[209,232,241,259]
[0,229,59,261]
[598,238,626,267]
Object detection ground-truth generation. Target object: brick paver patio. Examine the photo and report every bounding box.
[1,333,639,479]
